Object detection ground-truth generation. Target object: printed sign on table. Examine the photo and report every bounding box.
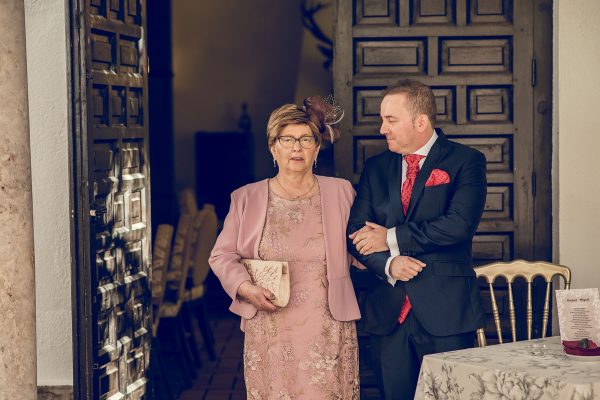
[556,288,600,344]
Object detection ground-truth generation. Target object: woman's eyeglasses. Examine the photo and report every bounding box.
[276,136,317,149]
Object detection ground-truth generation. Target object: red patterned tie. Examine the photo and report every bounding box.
[398,154,425,324]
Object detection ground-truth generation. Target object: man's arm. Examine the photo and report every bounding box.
[394,151,487,254]
[347,164,391,279]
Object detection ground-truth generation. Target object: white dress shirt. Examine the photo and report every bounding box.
[384,130,438,285]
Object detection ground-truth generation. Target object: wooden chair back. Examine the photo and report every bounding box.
[178,188,197,215]
[163,214,193,308]
[475,259,571,347]
[151,224,174,336]
[162,210,207,312]
[191,204,218,287]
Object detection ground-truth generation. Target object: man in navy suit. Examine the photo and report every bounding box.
[347,79,486,399]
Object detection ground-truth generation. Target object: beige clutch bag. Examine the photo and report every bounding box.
[240,258,290,307]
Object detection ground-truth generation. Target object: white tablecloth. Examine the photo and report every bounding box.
[415,336,600,399]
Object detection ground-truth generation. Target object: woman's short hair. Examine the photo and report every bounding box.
[382,79,437,127]
[266,104,321,147]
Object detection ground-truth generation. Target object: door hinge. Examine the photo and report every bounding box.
[532,171,537,196]
[531,58,537,87]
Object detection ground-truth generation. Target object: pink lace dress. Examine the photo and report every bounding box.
[243,186,360,400]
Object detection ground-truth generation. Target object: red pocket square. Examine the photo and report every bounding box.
[425,169,450,186]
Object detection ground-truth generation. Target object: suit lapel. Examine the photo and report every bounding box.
[387,152,405,226]
[405,130,449,221]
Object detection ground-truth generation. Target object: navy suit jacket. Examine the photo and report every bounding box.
[347,130,486,336]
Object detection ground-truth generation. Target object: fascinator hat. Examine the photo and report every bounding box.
[303,94,344,144]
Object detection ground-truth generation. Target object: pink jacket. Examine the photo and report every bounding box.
[209,175,361,326]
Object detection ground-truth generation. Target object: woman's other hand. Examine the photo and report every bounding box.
[237,280,279,312]
[349,221,389,255]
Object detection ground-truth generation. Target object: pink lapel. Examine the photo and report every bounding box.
[235,179,269,259]
[316,175,331,264]
[252,179,269,259]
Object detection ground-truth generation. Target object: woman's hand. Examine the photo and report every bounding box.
[237,280,279,312]
[349,221,389,255]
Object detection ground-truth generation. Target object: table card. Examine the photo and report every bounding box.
[556,288,600,344]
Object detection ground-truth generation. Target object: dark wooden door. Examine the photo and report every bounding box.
[334,0,552,264]
[72,0,152,398]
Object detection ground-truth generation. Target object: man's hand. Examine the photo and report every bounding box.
[237,280,278,312]
[349,221,389,255]
[389,256,426,281]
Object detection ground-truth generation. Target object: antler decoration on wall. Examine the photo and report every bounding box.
[300,0,333,70]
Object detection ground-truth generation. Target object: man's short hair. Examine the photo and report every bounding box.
[382,79,437,127]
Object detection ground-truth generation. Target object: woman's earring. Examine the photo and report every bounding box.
[273,158,277,168]
[314,159,318,169]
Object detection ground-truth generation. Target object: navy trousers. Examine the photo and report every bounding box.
[369,311,476,399]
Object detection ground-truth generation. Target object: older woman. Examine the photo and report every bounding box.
[209,98,360,399]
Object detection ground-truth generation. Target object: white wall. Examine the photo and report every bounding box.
[25,0,73,386]
[555,1,600,290]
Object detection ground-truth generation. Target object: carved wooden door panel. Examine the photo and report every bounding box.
[335,0,552,264]
[72,0,152,398]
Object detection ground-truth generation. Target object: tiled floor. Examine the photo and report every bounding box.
[179,317,246,400]
[177,314,382,400]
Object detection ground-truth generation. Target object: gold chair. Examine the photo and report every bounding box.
[158,213,199,385]
[149,224,175,399]
[189,204,217,295]
[178,187,198,215]
[162,214,196,315]
[184,204,218,360]
[475,259,571,347]
[151,224,174,338]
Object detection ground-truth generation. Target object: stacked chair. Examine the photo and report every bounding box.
[149,188,218,398]
[159,212,198,389]
[183,202,218,362]
[149,224,175,398]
